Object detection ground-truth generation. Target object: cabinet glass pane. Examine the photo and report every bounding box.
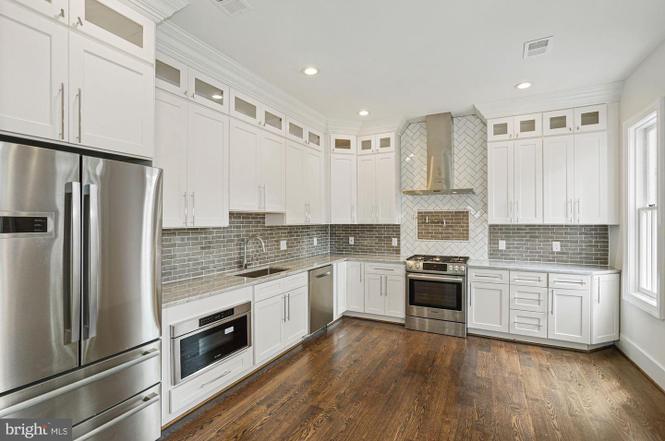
[335,138,351,150]
[493,123,508,136]
[264,111,282,131]
[85,0,143,48]
[519,120,536,133]
[581,111,600,126]
[234,96,257,119]
[308,132,320,146]
[289,122,304,139]
[360,139,372,151]
[379,137,391,148]
[155,60,180,87]
[194,78,225,106]
[549,115,567,130]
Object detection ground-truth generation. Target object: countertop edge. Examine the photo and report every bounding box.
[467,260,621,275]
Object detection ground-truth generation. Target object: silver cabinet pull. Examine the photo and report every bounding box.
[64,182,81,345]
[57,8,65,18]
[83,183,100,340]
[59,82,65,140]
[75,16,83,27]
[566,199,573,223]
[550,291,554,315]
[287,293,291,321]
[514,321,542,328]
[282,295,287,322]
[183,192,188,226]
[191,192,195,226]
[76,88,82,142]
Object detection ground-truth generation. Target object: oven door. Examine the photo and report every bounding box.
[171,313,250,385]
[407,273,465,323]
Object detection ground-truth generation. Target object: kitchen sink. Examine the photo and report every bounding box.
[235,267,288,278]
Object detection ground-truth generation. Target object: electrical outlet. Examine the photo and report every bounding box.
[313,237,318,246]
[498,240,506,250]
[280,240,287,250]
[392,238,398,247]
[552,241,561,252]
[348,236,354,245]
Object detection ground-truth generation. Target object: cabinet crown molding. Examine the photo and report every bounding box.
[119,0,189,22]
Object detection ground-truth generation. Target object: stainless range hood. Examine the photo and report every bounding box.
[402,113,475,195]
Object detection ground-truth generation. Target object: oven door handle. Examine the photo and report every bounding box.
[407,273,464,284]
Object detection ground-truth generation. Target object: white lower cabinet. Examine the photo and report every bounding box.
[334,262,348,319]
[591,274,620,344]
[509,285,548,313]
[253,294,284,364]
[282,286,308,348]
[384,275,406,318]
[363,264,405,318]
[548,288,590,344]
[510,310,548,339]
[346,261,365,312]
[468,282,510,332]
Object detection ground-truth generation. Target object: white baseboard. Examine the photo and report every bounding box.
[616,335,665,391]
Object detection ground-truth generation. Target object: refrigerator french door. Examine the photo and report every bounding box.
[0,139,162,439]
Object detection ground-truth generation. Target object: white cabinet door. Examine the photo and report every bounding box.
[364,273,384,315]
[155,54,188,96]
[487,141,514,224]
[574,104,607,133]
[573,132,606,224]
[284,141,305,224]
[286,118,306,144]
[375,153,397,224]
[487,117,514,142]
[305,128,322,150]
[346,262,364,312]
[548,288,590,344]
[543,109,574,136]
[331,134,356,154]
[259,131,286,212]
[376,133,395,153]
[330,155,356,223]
[187,103,229,227]
[154,91,189,228]
[468,282,510,332]
[189,69,230,114]
[514,113,542,139]
[356,156,376,223]
[334,262,347,319]
[384,275,405,318]
[261,105,285,136]
[357,136,375,155]
[254,295,285,365]
[543,135,574,224]
[15,0,69,20]
[69,33,154,158]
[591,275,620,344]
[0,2,68,141]
[303,148,323,223]
[229,119,260,211]
[282,287,308,347]
[513,138,542,224]
[230,90,260,125]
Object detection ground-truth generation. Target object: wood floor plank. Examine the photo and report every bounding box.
[163,318,665,441]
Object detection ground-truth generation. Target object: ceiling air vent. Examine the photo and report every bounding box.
[523,36,553,59]
[213,0,251,16]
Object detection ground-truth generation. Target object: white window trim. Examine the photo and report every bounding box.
[622,97,665,319]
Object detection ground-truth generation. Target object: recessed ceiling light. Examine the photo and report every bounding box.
[515,81,532,90]
[358,109,369,117]
[211,94,223,100]
[302,66,318,76]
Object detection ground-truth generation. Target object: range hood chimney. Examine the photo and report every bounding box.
[402,113,475,195]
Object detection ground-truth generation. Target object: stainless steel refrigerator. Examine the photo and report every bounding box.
[0,137,163,440]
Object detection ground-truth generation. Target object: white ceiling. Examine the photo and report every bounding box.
[169,0,665,124]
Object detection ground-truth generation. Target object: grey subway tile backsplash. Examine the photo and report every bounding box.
[488,225,609,265]
[330,224,401,256]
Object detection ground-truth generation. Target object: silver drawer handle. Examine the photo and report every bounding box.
[372,267,395,272]
[475,274,501,279]
[513,278,542,283]
[200,370,232,389]
[513,297,542,302]
[514,322,542,328]
[555,280,586,285]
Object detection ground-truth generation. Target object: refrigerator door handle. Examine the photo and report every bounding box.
[84,183,101,340]
[65,182,81,345]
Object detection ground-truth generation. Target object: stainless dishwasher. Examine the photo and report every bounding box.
[309,265,334,333]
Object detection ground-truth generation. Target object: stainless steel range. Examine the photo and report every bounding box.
[405,255,468,337]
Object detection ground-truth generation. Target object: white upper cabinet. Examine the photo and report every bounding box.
[572,132,606,224]
[376,133,395,153]
[487,117,514,142]
[514,113,542,139]
[70,0,155,63]
[230,90,259,125]
[155,55,188,96]
[306,128,322,150]
[330,154,356,224]
[543,135,574,224]
[261,106,285,136]
[15,0,69,21]
[357,136,374,155]
[356,155,377,223]
[283,141,306,224]
[189,70,229,114]
[286,118,306,143]
[512,139,543,224]
[69,32,154,158]
[574,104,607,133]
[303,147,324,223]
[543,109,574,136]
[375,153,398,223]
[487,141,514,224]
[331,134,356,154]
[0,2,68,140]
[259,131,286,212]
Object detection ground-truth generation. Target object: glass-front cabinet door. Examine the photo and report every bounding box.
[574,104,607,133]
[261,106,285,135]
[70,0,155,62]
[487,117,514,142]
[306,129,322,150]
[155,55,187,95]
[331,134,356,154]
[357,136,374,155]
[286,118,306,143]
[513,113,542,139]
[190,70,229,114]
[376,133,395,152]
[543,109,573,136]
[230,90,259,125]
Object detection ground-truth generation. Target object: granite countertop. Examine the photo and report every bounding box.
[162,254,405,307]
[467,259,620,275]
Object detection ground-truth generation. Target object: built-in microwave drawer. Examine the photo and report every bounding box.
[468,268,509,284]
[548,273,591,290]
[170,349,252,414]
[509,271,547,287]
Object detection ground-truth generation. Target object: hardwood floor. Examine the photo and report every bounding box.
[163,318,665,441]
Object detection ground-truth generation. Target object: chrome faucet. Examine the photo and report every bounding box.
[241,236,266,269]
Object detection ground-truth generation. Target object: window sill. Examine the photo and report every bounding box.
[623,291,664,319]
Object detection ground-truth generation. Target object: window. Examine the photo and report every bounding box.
[624,98,664,318]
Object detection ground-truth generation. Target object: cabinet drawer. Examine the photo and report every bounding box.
[364,263,404,275]
[254,272,307,302]
[509,271,547,287]
[169,349,252,413]
[548,273,591,290]
[510,310,547,338]
[510,285,548,313]
[468,268,509,284]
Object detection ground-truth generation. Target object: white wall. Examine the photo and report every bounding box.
[616,39,665,389]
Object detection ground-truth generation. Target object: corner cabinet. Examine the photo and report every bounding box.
[357,153,399,224]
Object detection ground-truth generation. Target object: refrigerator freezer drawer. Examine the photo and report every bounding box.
[0,342,160,427]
